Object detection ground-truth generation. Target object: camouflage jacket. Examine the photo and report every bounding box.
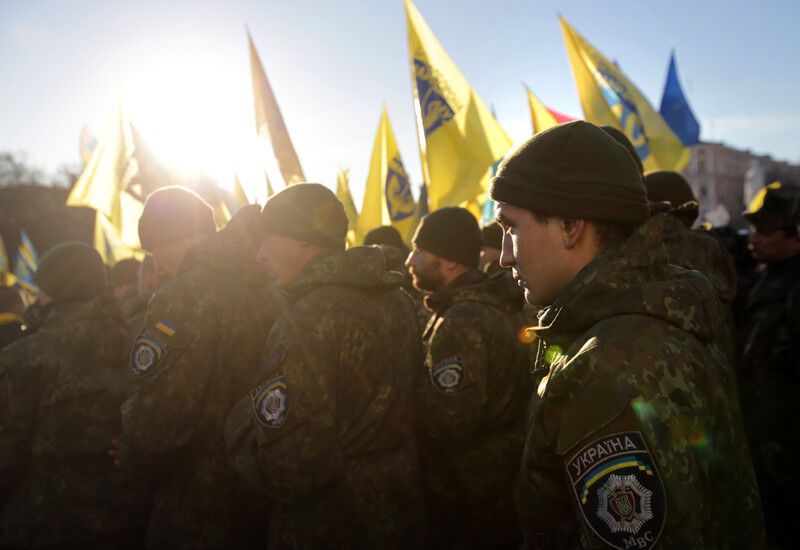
[517,219,764,549]
[120,224,286,548]
[226,246,426,549]
[660,215,739,366]
[418,269,531,548]
[124,290,153,334]
[0,296,146,547]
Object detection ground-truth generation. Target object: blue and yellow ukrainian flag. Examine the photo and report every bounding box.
[560,16,690,172]
[14,230,39,292]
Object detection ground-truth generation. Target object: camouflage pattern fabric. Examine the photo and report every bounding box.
[660,214,739,365]
[418,269,532,548]
[120,224,286,548]
[740,253,800,546]
[124,290,153,334]
[0,295,148,547]
[516,217,764,549]
[226,246,427,549]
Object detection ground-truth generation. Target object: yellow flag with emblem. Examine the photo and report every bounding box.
[559,16,689,171]
[358,107,419,244]
[405,0,512,213]
[67,98,143,265]
[248,30,306,185]
[335,169,360,247]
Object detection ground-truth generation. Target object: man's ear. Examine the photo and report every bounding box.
[561,218,589,249]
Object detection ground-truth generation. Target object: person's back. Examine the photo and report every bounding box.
[0,243,145,547]
[226,184,426,548]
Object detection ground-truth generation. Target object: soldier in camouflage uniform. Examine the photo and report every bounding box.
[490,121,764,548]
[226,184,426,548]
[115,190,285,547]
[405,207,530,548]
[740,184,800,547]
[644,170,739,365]
[0,242,147,547]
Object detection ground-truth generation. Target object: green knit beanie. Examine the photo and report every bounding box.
[481,222,503,250]
[643,170,699,225]
[489,120,649,225]
[35,242,107,303]
[259,183,348,249]
[138,186,216,251]
[412,207,482,268]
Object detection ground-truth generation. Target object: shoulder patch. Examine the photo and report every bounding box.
[430,357,463,395]
[251,376,289,428]
[565,431,666,549]
[130,332,168,379]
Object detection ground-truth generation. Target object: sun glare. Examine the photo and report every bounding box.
[123,52,272,203]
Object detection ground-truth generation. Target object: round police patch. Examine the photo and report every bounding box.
[251,377,289,428]
[431,358,463,395]
[565,431,666,549]
[130,336,164,378]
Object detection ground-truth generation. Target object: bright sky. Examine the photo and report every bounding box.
[1,0,799,204]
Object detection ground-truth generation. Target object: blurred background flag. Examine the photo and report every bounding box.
[79,126,98,167]
[559,16,690,171]
[264,171,275,198]
[525,84,577,134]
[405,0,512,214]
[0,233,17,287]
[67,97,143,265]
[417,182,429,218]
[13,230,38,292]
[335,169,360,248]
[659,50,700,146]
[358,107,419,244]
[248,29,305,185]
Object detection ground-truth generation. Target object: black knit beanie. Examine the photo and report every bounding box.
[489,120,648,225]
[138,186,216,251]
[481,222,503,250]
[259,183,348,249]
[643,170,699,225]
[412,207,482,268]
[35,242,107,303]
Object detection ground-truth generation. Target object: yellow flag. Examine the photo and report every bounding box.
[358,107,419,244]
[560,16,689,171]
[527,87,559,134]
[232,175,250,207]
[405,0,512,213]
[248,30,306,185]
[0,233,17,287]
[67,98,143,265]
[746,181,782,214]
[335,169,360,248]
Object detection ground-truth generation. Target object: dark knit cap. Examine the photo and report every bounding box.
[601,125,644,176]
[644,170,699,225]
[35,242,107,303]
[481,222,503,250]
[138,186,216,251]
[412,207,482,268]
[110,258,141,287]
[489,120,648,225]
[364,226,406,250]
[259,183,348,249]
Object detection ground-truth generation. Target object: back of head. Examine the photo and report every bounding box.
[481,222,503,250]
[0,286,24,315]
[490,120,648,226]
[600,125,644,177]
[364,226,407,251]
[110,258,141,288]
[138,186,216,251]
[35,242,107,304]
[412,207,482,269]
[259,183,348,249]
[643,170,699,226]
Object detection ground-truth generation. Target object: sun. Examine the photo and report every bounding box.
[122,51,273,203]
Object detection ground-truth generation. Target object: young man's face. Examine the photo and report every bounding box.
[748,224,800,263]
[405,246,445,292]
[257,233,313,289]
[495,202,569,306]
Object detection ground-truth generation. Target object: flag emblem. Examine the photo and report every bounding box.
[385,156,416,222]
[413,55,456,137]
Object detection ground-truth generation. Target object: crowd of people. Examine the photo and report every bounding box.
[0,120,798,548]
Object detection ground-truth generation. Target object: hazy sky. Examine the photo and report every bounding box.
[1,0,798,203]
